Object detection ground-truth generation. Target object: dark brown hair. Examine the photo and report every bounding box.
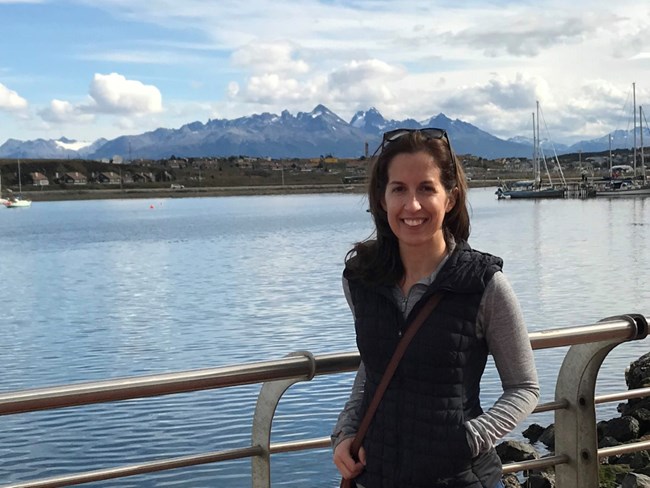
[345,131,470,285]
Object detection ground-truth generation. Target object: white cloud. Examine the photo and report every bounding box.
[39,99,94,124]
[448,14,604,57]
[77,49,209,65]
[442,74,540,113]
[325,59,405,108]
[6,0,650,144]
[232,42,309,75]
[116,116,136,130]
[240,73,319,104]
[85,73,163,115]
[0,83,28,112]
[227,58,405,116]
[228,81,239,98]
[34,73,163,136]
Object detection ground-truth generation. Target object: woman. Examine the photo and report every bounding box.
[332,128,539,488]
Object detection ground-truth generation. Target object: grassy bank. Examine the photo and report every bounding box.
[15,180,502,202]
[17,183,366,202]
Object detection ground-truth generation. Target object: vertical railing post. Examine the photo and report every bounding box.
[250,352,316,488]
[554,315,646,487]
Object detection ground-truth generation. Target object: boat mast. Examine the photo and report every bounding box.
[641,105,646,184]
[532,111,537,185]
[535,101,541,188]
[633,82,637,177]
[17,159,23,196]
[609,134,613,178]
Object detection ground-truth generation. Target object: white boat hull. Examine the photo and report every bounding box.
[4,199,32,208]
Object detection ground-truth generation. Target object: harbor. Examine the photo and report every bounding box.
[1,190,649,486]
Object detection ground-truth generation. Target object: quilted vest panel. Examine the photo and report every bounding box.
[346,242,503,488]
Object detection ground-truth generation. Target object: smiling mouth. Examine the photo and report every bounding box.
[402,218,427,226]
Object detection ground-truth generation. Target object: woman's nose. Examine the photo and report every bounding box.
[404,193,421,211]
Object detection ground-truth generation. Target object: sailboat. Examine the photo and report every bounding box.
[0,172,8,206]
[496,101,566,199]
[4,159,32,208]
[595,82,650,197]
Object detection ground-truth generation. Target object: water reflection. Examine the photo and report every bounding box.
[0,190,648,485]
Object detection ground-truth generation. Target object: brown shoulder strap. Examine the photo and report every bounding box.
[349,292,443,459]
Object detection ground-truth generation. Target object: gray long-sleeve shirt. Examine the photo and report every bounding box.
[332,253,539,457]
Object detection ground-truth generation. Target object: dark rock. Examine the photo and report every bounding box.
[622,472,650,487]
[598,420,609,440]
[527,471,555,488]
[618,450,650,470]
[630,408,650,434]
[601,416,641,442]
[623,353,650,414]
[538,424,555,449]
[502,473,521,488]
[523,423,546,443]
[626,352,650,390]
[599,435,622,448]
[496,440,540,462]
[621,398,650,416]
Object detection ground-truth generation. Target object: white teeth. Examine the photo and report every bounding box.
[403,219,425,226]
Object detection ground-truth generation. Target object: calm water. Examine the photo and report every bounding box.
[0,189,649,487]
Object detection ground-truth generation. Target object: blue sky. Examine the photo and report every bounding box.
[1,0,649,146]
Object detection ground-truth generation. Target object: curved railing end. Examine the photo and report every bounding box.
[597,313,648,342]
[629,313,649,340]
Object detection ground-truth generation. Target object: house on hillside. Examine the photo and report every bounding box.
[156,170,173,182]
[133,172,155,183]
[97,172,121,184]
[167,159,185,169]
[61,172,87,185]
[30,172,49,186]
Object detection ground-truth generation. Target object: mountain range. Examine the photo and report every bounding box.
[0,105,645,161]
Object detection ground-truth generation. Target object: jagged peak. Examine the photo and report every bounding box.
[349,107,388,129]
[4,106,639,160]
[180,121,205,131]
[311,103,333,115]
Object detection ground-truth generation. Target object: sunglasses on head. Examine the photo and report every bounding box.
[379,127,457,167]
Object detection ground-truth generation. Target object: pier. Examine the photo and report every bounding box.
[0,314,648,487]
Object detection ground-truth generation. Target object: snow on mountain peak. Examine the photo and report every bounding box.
[55,139,93,151]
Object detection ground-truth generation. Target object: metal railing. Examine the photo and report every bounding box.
[0,313,647,487]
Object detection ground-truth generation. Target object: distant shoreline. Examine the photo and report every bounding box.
[15,180,502,202]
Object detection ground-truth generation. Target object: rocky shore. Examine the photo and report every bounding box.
[497,352,650,487]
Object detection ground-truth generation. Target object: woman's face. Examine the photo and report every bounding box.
[382,150,455,253]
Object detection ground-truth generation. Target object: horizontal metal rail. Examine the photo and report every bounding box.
[598,439,650,459]
[527,316,644,349]
[595,386,650,405]
[3,447,263,488]
[503,454,569,474]
[0,316,648,488]
[0,352,359,416]
[532,399,570,413]
[0,318,641,416]
[532,385,650,414]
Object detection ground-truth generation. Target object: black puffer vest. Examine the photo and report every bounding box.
[345,241,503,488]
